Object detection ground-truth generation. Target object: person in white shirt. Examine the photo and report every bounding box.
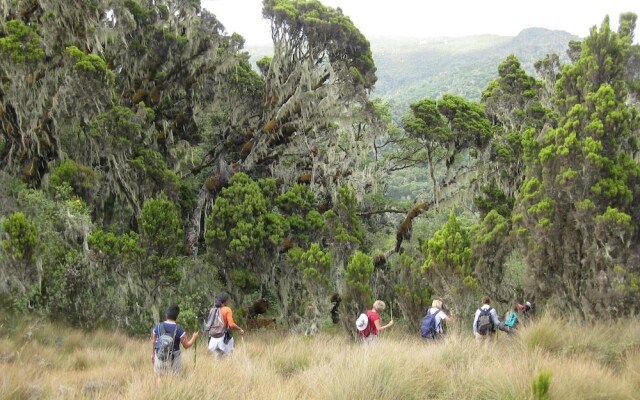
[472,296,509,338]
[422,299,452,339]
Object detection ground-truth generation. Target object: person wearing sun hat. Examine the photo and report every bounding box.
[358,300,394,344]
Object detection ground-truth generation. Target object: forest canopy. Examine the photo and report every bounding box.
[0,1,638,334]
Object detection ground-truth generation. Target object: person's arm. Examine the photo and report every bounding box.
[375,318,394,332]
[223,307,245,335]
[180,331,199,349]
[491,308,501,325]
[491,309,510,332]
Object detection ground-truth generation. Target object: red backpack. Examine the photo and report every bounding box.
[356,310,375,337]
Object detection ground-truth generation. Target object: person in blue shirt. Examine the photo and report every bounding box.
[151,304,199,375]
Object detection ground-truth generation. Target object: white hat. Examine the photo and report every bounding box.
[355,313,369,331]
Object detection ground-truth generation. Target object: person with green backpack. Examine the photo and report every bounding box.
[504,303,525,330]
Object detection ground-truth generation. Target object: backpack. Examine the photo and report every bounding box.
[505,310,518,328]
[355,312,371,337]
[156,323,177,361]
[476,307,494,335]
[420,309,442,339]
[207,308,226,338]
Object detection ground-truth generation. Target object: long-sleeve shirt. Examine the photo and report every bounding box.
[472,304,501,334]
[221,306,240,330]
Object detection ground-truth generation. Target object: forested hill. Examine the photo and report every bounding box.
[372,28,577,107]
[250,27,577,109]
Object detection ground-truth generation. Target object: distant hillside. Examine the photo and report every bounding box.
[370,28,577,111]
[247,28,578,114]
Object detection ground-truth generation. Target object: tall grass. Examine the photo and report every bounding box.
[1,315,639,399]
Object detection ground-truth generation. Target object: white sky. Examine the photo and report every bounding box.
[201,0,639,46]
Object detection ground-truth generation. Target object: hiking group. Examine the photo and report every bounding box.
[357,296,531,343]
[152,293,531,374]
[151,292,244,375]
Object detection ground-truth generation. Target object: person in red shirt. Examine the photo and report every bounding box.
[361,300,394,344]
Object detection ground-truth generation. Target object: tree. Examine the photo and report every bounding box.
[88,196,186,331]
[1,211,37,290]
[341,251,374,333]
[188,0,380,254]
[288,243,332,335]
[205,173,284,303]
[515,14,640,318]
[422,212,478,319]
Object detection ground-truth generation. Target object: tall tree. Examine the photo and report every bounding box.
[516,14,640,318]
[188,0,379,254]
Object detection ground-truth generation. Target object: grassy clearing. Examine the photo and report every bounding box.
[1,314,639,399]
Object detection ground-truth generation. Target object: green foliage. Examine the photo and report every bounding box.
[49,159,97,202]
[392,252,431,328]
[423,212,472,277]
[516,13,640,317]
[332,185,365,245]
[87,196,187,330]
[1,212,36,260]
[207,173,283,254]
[289,243,331,289]
[421,212,479,318]
[344,251,374,309]
[124,0,155,22]
[66,46,114,80]
[474,181,515,218]
[225,57,264,98]
[229,269,261,292]
[276,184,324,244]
[140,196,184,255]
[263,0,376,88]
[0,20,45,63]
[532,370,552,400]
[256,56,272,77]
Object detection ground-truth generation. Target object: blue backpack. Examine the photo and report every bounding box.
[505,311,518,328]
[420,309,442,339]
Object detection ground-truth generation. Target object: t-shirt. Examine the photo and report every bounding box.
[153,321,186,352]
[427,307,448,334]
[366,309,380,336]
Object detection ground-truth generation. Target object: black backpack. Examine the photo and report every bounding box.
[476,307,494,335]
[420,309,442,339]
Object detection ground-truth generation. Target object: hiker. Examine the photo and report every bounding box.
[151,304,199,375]
[358,300,394,344]
[206,292,244,359]
[472,296,510,339]
[420,299,452,340]
[504,303,524,330]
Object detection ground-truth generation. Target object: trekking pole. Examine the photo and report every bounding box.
[193,329,198,369]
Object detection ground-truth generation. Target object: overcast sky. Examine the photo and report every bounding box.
[201,0,639,46]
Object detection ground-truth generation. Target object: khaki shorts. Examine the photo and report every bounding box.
[154,351,182,375]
